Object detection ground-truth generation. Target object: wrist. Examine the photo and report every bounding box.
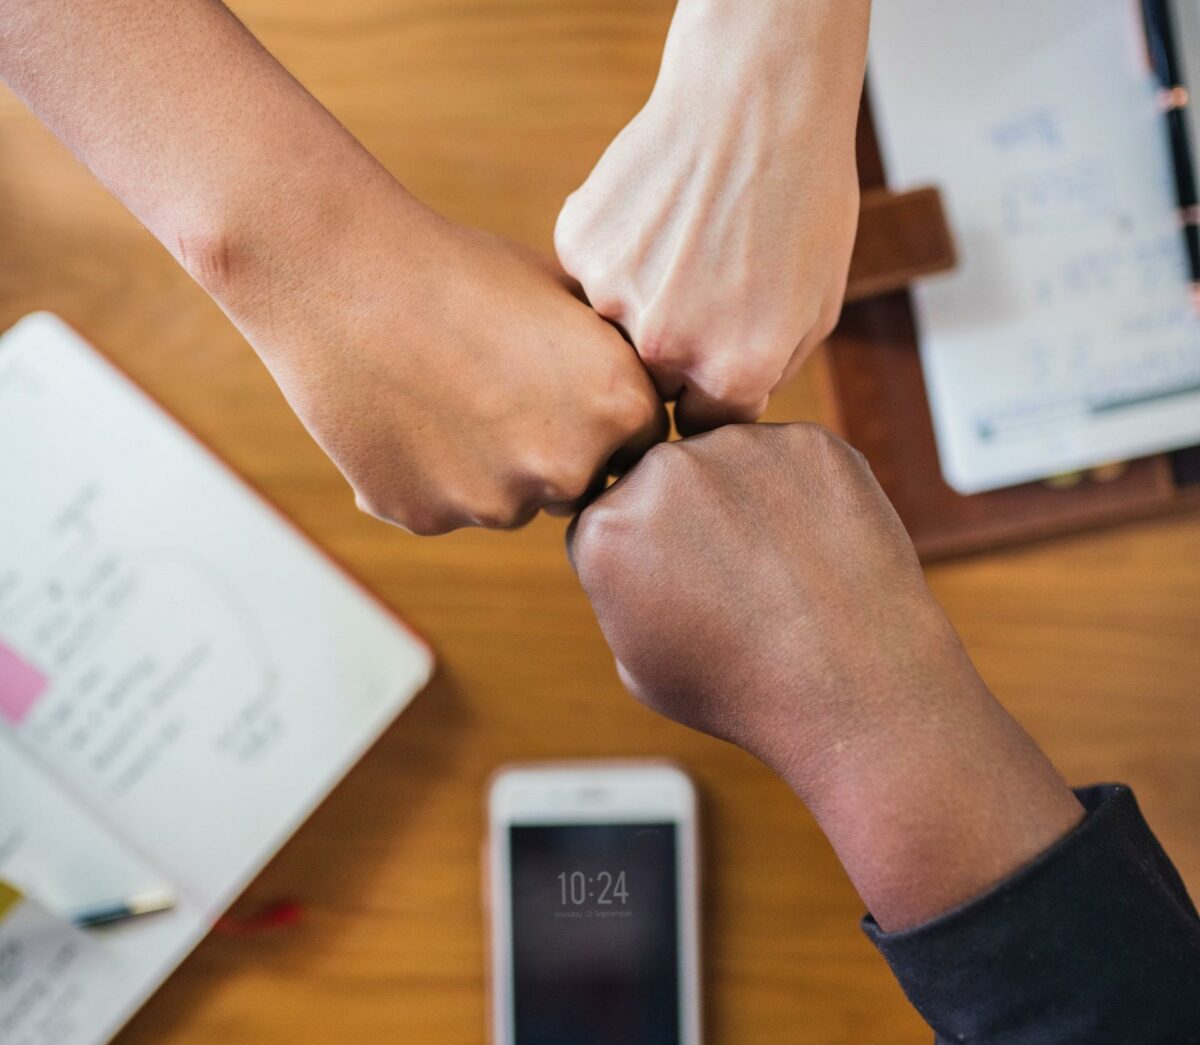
[756,602,976,797]
[672,0,870,78]
[779,619,1084,931]
[661,0,870,137]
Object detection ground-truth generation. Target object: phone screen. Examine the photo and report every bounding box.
[508,821,680,1045]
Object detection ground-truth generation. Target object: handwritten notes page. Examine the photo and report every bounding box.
[0,313,434,1043]
[0,883,127,1045]
[869,0,1200,493]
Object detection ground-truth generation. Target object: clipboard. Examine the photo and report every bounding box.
[832,97,1200,561]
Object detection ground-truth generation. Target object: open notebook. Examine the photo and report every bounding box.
[870,0,1200,494]
[0,313,434,1043]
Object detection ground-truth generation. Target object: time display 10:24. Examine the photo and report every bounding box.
[557,870,629,906]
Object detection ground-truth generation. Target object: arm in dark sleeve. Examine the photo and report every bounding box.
[863,785,1200,1044]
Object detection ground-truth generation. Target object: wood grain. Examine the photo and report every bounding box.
[1,2,1197,1042]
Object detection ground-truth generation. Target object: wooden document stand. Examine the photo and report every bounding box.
[830,104,1200,561]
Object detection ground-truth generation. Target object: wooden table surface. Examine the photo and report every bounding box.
[2,2,1198,1042]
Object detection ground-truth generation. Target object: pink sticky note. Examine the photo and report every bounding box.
[0,639,47,725]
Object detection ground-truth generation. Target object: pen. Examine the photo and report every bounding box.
[69,888,175,929]
[1142,0,1200,308]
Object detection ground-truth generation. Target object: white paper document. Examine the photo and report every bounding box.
[869,0,1200,493]
[0,883,127,1045]
[0,312,434,1043]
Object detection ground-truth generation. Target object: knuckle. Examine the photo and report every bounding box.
[707,421,759,449]
[635,438,682,478]
[570,445,686,577]
[522,448,593,505]
[545,462,596,505]
[815,302,843,343]
[826,429,868,468]
[554,196,601,282]
[555,240,625,319]
[572,267,625,319]
[786,422,864,469]
[358,495,456,537]
[612,382,657,433]
[692,353,774,408]
[396,499,459,536]
[633,439,709,494]
[470,495,524,531]
[570,499,627,577]
[679,424,754,473]
[584,281,627,321]
[553,195,583,260]
[844,440,872,472]
[633,312,691,368]
[786,420,838,450]
[354,491,398,525]
[404,514,456,537]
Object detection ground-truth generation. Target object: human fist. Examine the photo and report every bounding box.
[569,423,1086,931]
[555,1,867,434]
[202,192,666,535]
[567,424,979,786]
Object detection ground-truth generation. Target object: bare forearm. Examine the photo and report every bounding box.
[784,623,1085,932]
[0,1,417,293]
[671,0,871,117]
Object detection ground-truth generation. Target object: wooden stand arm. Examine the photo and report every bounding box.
[845,186,956,304]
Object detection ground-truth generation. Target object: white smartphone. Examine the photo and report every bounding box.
[486,761,702,1045]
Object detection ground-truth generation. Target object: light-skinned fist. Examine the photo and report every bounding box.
[555,0,868,434]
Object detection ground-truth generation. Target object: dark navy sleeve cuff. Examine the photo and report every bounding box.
[862,784,1200,1043]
